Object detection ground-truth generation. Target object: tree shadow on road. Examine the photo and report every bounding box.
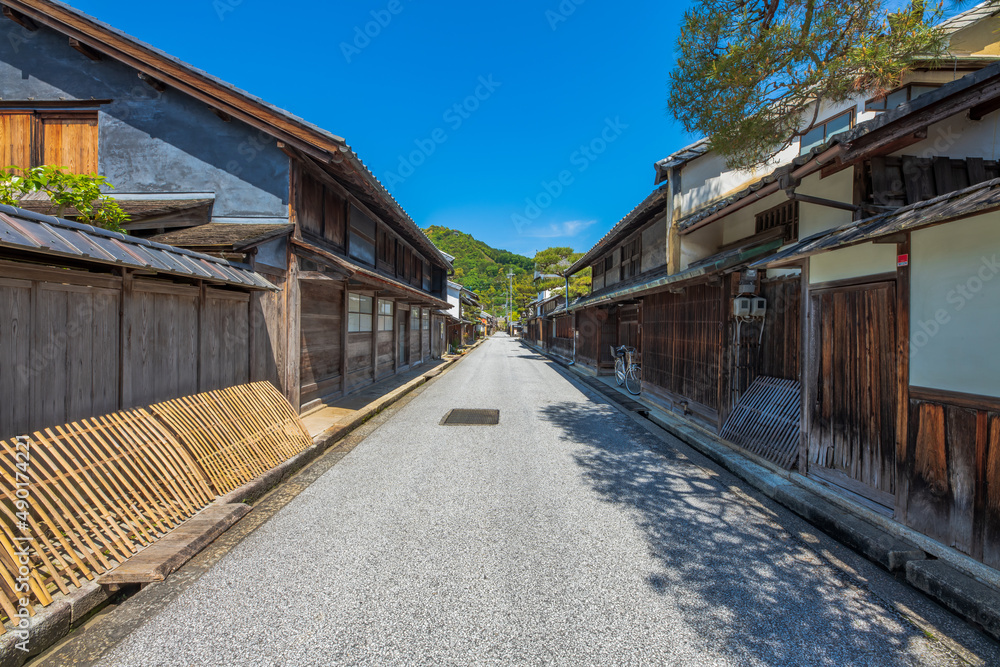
[538,399,944,667]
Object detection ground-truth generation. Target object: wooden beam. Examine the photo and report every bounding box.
[212,108,232,123]
[137,72,166,92]
[798,260,811,476]
[842,73,1000,161]
[969,96,1000,122]
[341,282,349,396]
[2,6,37,30]
[873,233,907,244]
[371,290,379,380]
[894,233,911,522]
[68,37,101,60]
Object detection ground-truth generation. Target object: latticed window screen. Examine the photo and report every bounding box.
[377,299,393,331]
[755,200,799,242]
[620,236,641,281]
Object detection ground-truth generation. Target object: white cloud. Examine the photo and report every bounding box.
[521,219,596,238]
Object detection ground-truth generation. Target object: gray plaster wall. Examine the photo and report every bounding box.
[641,216,667,274]
[0,19,289,221]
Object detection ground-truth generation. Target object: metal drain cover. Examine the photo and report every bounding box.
[441,409,500,425]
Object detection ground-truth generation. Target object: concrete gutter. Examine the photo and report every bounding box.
[524,339,1000,643]
[1,353,470,666]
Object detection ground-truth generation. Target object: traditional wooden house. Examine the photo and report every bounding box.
[563,6,1000,572]
[0,204,275,440]
[0,0,452,416]
[444,280,480,348]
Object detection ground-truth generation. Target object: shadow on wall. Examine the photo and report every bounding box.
[537,399,945,666]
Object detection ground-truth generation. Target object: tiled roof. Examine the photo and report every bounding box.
[753,176,1000,267]
[150,223,293,250]
[0,205,275,290]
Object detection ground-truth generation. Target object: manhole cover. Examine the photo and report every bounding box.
[441,409,500,425]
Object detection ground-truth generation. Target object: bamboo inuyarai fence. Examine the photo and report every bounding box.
[0,381,310,630]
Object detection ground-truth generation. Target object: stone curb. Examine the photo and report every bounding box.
[907,560,1000,640]
[525,340,1000,642]
[1,354,469,666]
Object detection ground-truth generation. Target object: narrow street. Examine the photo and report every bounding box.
[91,336,995,667]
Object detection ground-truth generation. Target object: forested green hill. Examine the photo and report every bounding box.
[424,226,591,318]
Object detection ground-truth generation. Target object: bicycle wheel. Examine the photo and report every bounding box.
[615,358,625,386]
[625,364,641,395]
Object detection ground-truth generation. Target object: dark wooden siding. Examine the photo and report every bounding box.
[809,281,897,505]
[903,389,1000,569]
[0,262,257,440]
[641,283,723,413]
[300,281,343,405]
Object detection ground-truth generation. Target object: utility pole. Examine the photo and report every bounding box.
[507,269,514,332]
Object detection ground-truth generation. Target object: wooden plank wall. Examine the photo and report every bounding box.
[903,389,1000,569]
[376,331,394,378]
[0,263,259,441]
[641,283,723,414]
[347,332,373,391]
[575,308,602,368]
[759,278,801,380]
[809,281,897,504]
[250,272,285,389]
[299,280,343,406]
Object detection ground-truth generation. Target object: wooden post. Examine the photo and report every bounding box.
[798,260,811,476]
[895,234,911,521]
[285,253,301,411]
[197,281,206,392]
[667,167,682,275]
[119,268,133,411]
[371,291,379,382]
[341,283,350,396]
[393,299,399,374]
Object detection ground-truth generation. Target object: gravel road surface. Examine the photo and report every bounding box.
[99,336,997,666]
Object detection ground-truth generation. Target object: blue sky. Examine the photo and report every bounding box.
[71,0,694,256]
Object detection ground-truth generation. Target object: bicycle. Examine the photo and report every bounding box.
[612,345,642,395]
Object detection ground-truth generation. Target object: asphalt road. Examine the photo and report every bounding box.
[97,335,998,666]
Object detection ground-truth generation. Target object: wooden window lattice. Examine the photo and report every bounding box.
[755,200,799,242]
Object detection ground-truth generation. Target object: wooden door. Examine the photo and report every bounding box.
[397,314,409,366]
[618,306,640,355]
[809,280,897,507]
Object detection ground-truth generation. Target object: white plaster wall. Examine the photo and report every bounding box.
[910,213,1000,398]
[809,242,897,284]
[891,108,1000,161]
[680,224,722,271]
[797,169,856,238]
[641,217,668,273]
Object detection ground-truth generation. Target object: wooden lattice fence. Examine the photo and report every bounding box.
[0,381,310,629]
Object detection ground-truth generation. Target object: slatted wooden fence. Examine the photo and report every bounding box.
[0,381,310,630]
[720,376,802,470]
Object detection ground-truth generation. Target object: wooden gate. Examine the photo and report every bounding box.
[618,305,640,351]
[809,280,897,507]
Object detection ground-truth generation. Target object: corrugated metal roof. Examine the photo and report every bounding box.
[752,176,1000,267]
[0,205,276,290]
